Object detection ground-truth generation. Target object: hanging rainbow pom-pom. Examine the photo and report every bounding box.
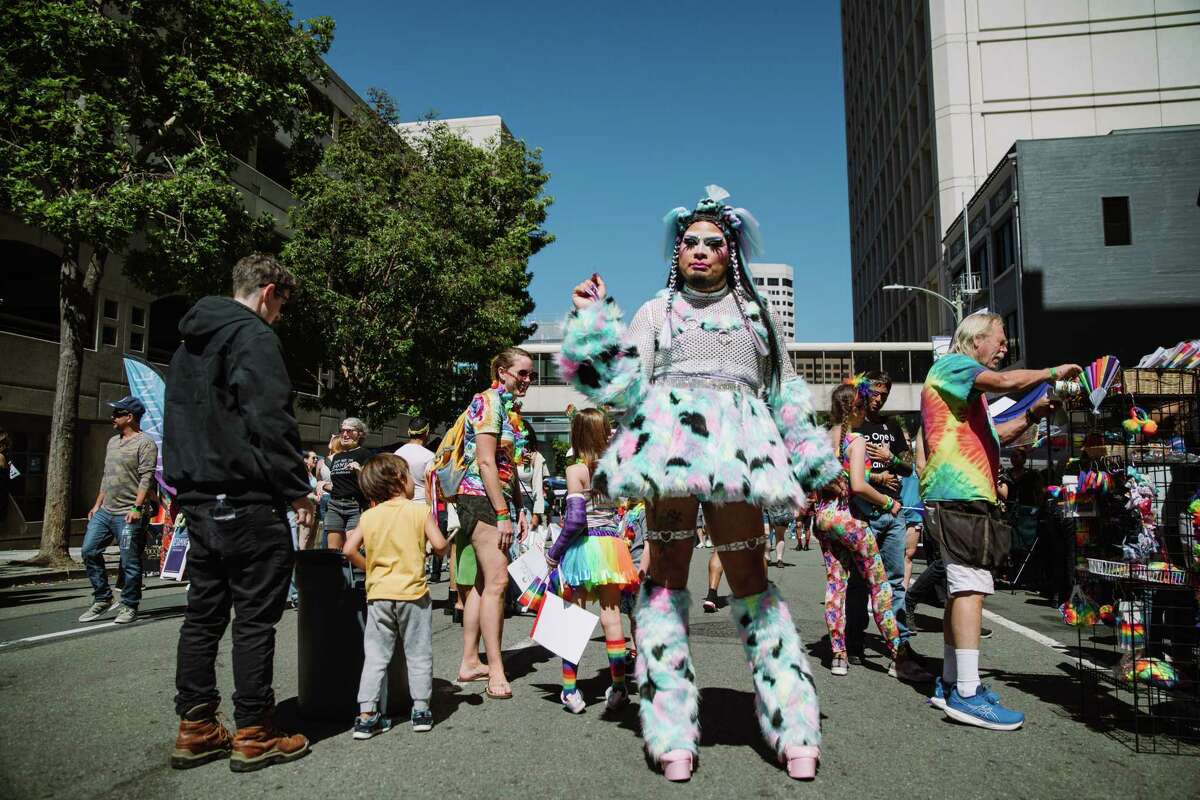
[1122,406,1158,438]
[1099,604,1116,626]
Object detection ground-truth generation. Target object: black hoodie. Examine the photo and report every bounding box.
[164,296,311,505]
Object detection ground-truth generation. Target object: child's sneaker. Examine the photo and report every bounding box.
[944,686,1024,731]
[604,684,629,713]
[410,708,433,733]
[928,677,947,709]
[561,690,586,714]
[352,712,393,740]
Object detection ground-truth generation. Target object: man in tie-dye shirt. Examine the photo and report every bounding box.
[920,312,1080,733]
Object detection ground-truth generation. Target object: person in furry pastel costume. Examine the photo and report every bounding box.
[557,187,841,782]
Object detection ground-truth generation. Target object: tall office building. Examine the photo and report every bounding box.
[748,262,796,341]
[841,1,1200,341]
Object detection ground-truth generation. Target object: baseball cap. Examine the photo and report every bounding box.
[109,395,146,418]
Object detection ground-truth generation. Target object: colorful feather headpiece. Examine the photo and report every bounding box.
[844,373,872,400]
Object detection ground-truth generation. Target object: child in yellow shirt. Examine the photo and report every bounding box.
[342,453,448,737]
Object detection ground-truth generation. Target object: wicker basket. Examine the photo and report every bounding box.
[1121,368,1197,396]
[1086,558,1130,579]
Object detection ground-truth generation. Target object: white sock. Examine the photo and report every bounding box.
[942,643,957,685]
[955,649,980,697]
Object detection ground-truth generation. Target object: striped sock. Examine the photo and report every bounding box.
[606,639,626,686]
[562,660,578,694]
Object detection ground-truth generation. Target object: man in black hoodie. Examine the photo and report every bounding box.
[164,253,314,773]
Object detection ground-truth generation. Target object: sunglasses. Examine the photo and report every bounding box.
[260,282,295,305]
[340,428,361,435]
[505,368,538,381]
[111,411,131,419]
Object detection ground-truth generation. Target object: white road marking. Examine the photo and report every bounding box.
[0,621,117,650]
[982,608,1105,672]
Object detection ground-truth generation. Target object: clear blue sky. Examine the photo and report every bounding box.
[291,0,853,340]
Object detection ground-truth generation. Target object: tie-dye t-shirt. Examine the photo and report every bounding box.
[458,384,526,499]
[919,353,1000,504]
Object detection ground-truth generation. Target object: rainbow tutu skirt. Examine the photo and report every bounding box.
[558,527,639,602]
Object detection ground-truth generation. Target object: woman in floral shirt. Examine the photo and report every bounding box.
[453,347,532,699]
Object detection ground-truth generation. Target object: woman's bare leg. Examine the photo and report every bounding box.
[472,521,511,694]
[459,584,487,681]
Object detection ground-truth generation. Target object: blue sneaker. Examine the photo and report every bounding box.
[929,677,947,709]
[944,686,1024,731]
[352,712,393,740]
[411,708,433,733]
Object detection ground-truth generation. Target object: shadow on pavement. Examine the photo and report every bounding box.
[275,697,347,746]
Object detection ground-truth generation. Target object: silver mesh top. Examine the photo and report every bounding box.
[625,285,795,392]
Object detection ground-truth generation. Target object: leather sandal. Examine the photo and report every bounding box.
[660,749,694,782]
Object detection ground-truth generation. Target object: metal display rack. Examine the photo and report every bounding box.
[1059,368,1200,754]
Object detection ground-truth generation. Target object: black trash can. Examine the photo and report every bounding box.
[295,550,409,720]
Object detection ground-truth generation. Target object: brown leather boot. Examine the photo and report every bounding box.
[230,714,310,773]
[171,703,233,769]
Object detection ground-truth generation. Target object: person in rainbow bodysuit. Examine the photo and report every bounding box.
[558,187,840,782]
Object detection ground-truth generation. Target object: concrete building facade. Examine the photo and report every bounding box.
[396,115,512,149]
[841,0,1200,342]
[748,262,796,340]
[942,126,1200,369]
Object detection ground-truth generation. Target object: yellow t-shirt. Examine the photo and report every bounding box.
[360,497,431,601]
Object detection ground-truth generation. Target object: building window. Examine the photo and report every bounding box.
[103,299,119,320]
[1001,311,1021,366]
[1102,196,1131,246]
[782,278,792,287]
[754,278,763,285]
[992,215,1015,275]
[0,240,70,343]
[767,278,779,286]
[148,295,190,364]
[101,325,117,347]
[127,304,146,353]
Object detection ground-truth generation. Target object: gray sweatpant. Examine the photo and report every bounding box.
[357,594,433,714]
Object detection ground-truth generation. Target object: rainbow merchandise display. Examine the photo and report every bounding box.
[1060,585,1100,627]
[1077,469,1114,495]
[1116,599,1147,651]
[1079,355,1121,414]
[1122,407,1159,438]
[1136,339,1200,369]
[1118,656,1180,690]
[1099,604,1116,626]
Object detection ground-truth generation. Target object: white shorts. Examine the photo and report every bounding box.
[944,548,995,596]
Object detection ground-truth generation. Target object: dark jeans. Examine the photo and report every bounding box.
[81,508,146,608]
[174,500,293,728]
[907,536,947,610]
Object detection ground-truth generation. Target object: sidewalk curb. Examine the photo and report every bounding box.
[0,566,119,590]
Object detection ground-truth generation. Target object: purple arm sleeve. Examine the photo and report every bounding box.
[547,494,588,563]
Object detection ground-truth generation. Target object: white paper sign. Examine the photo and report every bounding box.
[507,539,548,593]
[8,462,19,480]
[531,591,599,664]
[161,526,190,581]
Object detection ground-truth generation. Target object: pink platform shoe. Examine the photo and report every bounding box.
[782,745,819,780]
[660,749,694,782]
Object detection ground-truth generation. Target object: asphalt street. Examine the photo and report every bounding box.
[1,546,1197,800]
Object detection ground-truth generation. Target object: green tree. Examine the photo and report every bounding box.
[283,90,553,427]
[0,1,333,566]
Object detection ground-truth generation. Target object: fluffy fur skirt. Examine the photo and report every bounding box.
[557,529,639,602]
[597,384,802,508]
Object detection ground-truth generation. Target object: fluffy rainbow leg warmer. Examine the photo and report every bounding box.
[730,584,821,755]
[634,582,699,759]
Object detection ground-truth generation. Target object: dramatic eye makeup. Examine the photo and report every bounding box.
[681,235,727,249]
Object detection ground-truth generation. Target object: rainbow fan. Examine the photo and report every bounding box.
[1079,355,1121,413]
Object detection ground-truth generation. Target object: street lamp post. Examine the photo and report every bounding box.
[882,283,964,326]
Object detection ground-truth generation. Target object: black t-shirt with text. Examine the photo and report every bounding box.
[328,447,372,504]
[855,418,910,500]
